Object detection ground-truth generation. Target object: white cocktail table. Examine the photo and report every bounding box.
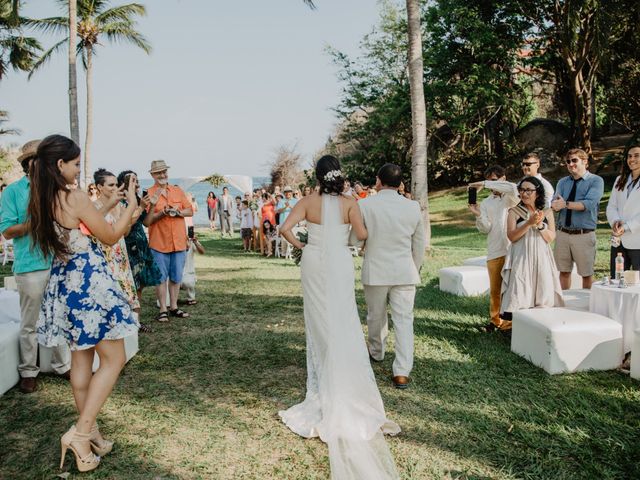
[590,283,640,354]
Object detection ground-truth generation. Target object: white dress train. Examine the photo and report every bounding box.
[279,194,400,480]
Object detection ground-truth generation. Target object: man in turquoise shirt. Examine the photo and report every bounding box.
[0,140,70,393]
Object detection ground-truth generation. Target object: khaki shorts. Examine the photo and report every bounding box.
[553,230,597,276]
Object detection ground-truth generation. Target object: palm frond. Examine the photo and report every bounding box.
[101,21,151,54]
[95,3,147,25]
[25,16,69,35]
[27,37,67,79]
[1,34,43,72]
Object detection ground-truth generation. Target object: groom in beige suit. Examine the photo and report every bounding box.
[352,163,426,389]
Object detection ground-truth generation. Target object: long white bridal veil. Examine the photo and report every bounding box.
[319,194,400,480]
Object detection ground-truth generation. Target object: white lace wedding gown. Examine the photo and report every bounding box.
[279,194,400,480]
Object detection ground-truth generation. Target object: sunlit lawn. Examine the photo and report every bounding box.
[0,189,638,479]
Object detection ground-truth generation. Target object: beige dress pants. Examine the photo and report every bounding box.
[15,269,70,377]
[364,284,416,377]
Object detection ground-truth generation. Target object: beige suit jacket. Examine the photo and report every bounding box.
[352,190,426,286]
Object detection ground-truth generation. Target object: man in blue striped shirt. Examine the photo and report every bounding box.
[551,148,604,290]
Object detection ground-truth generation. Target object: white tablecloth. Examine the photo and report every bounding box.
[590,283,640,353]
[0,288,21,395]
[0,288,21,325]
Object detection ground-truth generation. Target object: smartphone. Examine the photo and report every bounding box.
[142,190,148,198]
[123,173,134,189]
[188,226,195,239]
[468,187,477,205]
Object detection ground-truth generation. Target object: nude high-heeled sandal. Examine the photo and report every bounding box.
[60,426,100,472]
[89,423,114,456]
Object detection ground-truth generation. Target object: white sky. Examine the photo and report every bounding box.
[3,0,384,178]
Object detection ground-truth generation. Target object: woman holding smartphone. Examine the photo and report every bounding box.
[30,135,139,472]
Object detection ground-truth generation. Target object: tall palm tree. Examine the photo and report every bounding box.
[0,0,42,80]
[30,0,151,185]
[68,0,79,146]
[405,0,430,246]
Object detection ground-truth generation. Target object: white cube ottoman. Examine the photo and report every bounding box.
[511,307,623,374]
[439,266,489,296]
[462,256,487,267]
[562,289,590,312]
[631,329,640,381]
[0,322,20,395]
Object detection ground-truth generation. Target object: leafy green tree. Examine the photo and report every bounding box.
[329,0,534,188]
[518,0,636,155]
[29,0,151,185]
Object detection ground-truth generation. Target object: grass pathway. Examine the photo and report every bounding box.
[1,190,639,479]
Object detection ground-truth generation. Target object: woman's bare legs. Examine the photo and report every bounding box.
[72,339,126,456]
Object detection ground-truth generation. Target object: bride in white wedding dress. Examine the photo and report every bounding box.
[279,156,400,480]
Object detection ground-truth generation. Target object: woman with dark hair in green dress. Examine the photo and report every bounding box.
[117,170,162,332]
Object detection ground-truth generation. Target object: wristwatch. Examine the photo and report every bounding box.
[537,223,546,231]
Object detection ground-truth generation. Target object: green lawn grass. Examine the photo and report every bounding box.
[0,190,638,479]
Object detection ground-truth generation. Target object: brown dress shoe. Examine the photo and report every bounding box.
[58,370,71,380]
[392,375,410,389]
[19,377,37,394]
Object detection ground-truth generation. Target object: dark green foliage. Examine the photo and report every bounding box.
[328,0,640,188]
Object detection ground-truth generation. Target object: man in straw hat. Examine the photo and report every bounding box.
[0,140,71,393]
[143,160,193,322]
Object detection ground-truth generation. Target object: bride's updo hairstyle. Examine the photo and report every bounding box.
[316,155,345,195]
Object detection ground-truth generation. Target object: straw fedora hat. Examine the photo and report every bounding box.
[149,159,170,174]
[17,139,42,164]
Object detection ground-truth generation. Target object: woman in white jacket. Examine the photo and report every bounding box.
[606,144,640,276]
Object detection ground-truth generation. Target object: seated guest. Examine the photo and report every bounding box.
[262,220,277,257]
[501,176,564,328]
[261,193,276,254]
[468,165,519,332]
[606,144,640,276]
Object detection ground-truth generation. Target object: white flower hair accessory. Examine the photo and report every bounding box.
[323,169,342,181]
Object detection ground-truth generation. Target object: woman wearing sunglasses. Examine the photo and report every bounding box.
[500,176,564,329]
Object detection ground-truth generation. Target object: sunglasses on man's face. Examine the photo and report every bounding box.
[565,158,581,165]
[522,162,538,167]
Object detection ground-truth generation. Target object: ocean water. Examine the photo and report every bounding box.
[139,176,270,226]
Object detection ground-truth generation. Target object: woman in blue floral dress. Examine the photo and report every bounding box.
[29,135,139,473]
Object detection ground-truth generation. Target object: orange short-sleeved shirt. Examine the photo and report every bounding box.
[146,184,190,253]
